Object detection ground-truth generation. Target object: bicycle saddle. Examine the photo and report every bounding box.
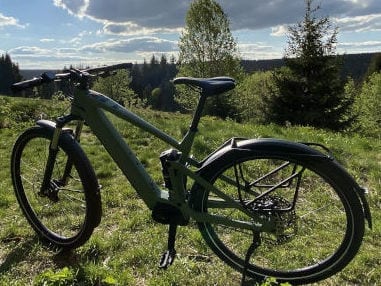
[173,77,235,96]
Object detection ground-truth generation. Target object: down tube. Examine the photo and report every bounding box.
[83,106,162,209]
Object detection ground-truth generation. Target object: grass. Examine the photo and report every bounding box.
[0,95,380,285]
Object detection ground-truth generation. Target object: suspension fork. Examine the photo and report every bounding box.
[39,125,63,196]
[39,117,84,194]
[60,120,84,185]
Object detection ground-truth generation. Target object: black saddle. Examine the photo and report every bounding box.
[173,77,235,96]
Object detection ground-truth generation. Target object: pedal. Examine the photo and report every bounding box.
[158,224,177,269]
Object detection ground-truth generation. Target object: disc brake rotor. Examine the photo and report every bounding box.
[250,195,298,244]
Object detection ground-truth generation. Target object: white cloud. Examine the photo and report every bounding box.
[53,0,381,37]
[337,40,381,54]
[339,40,381,48]
[335,14,381,32]
[53,0,90,18]
[40,38,55,43]
[81,37,178,54]
[0,12,26,29]
[9,46,51,55]
[8,44,103,69]
[239,43,282,60]
[101,22,181,36]
[271,25,288,37]
[8,0,381,68]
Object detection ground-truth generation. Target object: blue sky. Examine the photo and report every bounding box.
[1,0,380,69]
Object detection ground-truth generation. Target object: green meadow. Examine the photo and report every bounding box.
[0,95,379,285]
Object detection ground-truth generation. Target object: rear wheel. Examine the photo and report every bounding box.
[11,126,102,249]
[191,153,364,285]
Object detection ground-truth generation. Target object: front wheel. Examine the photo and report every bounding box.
[191,151,365,285]
[11,126,102,249]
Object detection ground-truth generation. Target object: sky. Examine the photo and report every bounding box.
[0,0,380,69]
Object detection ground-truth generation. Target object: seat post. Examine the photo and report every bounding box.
[189,92,207,132]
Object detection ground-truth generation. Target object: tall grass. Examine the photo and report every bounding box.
[0,95,379,285]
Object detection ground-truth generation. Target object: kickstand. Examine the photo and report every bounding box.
[159,224,177,269]
[241,232,261,286]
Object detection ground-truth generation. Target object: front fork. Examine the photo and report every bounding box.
[60,120,84,186]
[39,116,84,198]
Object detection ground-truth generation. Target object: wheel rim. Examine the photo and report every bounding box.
[199,157,354,280]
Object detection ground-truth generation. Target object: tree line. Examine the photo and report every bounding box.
[130,55,179,111]
[0,53,22,95]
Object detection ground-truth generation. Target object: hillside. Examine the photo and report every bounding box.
[242,52,376,81]
[0,95,379,285]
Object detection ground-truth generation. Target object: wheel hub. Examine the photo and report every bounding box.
[250,195,298,244]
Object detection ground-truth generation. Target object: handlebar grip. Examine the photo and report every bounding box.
[11,77,44,92]
[11,72,56,93]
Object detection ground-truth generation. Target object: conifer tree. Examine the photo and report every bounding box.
[0,53,23,95]
[365,52,381,79]
[267,0,354,130]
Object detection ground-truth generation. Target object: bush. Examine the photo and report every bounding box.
[0,95,68,128]
[352,72,381,136]
[9,100,46,122]
[235,71,277,123]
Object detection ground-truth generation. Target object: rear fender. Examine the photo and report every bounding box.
[199,137,333,169]
[198,137,372,229]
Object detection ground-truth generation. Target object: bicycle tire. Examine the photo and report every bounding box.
[191,148,365,285]
[11,126,102,249]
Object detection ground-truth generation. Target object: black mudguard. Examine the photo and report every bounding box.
[198,137,372,229]
[199,137,332,168]
[36,119,72,133]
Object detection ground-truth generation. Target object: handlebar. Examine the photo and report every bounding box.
[84,62,132,75]
[11,62,133,93]
[11,72,55,92]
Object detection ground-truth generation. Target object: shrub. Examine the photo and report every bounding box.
[34,267,76,286]
[235,71,276,123]
[352,72,381,136]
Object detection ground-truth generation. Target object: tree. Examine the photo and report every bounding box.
[235,71,276,123]
[352,72,381,136]
[0,53,23,95]
[177,0,243,118]
[365,52,381,79]
[130,55,178,111]
[266,0,354,130]
[92,69,137,107]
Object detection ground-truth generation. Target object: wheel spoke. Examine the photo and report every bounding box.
[11,127,99,249]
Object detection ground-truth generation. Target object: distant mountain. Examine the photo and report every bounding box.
[20,69,59,80]
[340,53,374,80]
[20,52,377,82]
[241,52,377,81]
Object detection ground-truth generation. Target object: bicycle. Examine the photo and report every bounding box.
[10,63,372,285]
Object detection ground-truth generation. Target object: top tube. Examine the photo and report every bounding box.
[96,89,182,148]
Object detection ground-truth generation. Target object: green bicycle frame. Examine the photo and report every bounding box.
[64,87,273,232]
